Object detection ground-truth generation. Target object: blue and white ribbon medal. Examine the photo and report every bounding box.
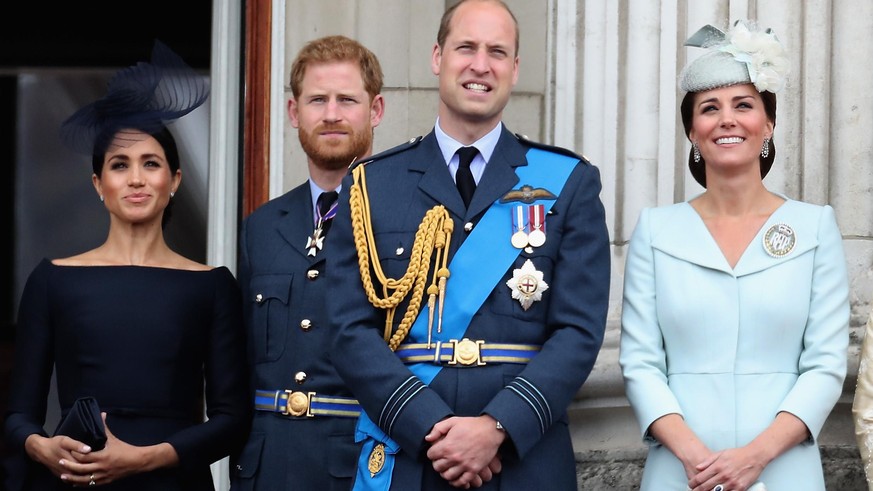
[510,204,529,249]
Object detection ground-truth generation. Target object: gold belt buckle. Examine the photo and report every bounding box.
[449,338,485,366]
[282,390,314,417]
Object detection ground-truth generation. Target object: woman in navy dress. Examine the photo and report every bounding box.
[3,41,250,490]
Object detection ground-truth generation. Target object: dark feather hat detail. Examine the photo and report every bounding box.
[59,40,209,155]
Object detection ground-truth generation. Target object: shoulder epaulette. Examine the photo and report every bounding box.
[349,136,424,173]
[513,133,591,164]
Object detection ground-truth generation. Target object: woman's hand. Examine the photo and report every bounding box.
[24,432,94,482]
[54,412,179,487]
[687,447,765,491]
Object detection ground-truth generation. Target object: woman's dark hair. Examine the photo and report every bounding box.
[91,125,180,227]
[680,89,777,188]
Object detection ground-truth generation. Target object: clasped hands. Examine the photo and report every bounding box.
[25,413,142,487]
[684,446,766,491]
[425,414,506,489]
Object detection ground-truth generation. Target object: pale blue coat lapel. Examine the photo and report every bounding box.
[734,200,819,277]
[651,199,819,276]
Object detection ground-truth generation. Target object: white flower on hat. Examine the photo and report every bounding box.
[719,21,790,93]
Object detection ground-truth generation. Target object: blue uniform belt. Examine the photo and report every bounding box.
[395,339,541,366]
[254,389,361,418]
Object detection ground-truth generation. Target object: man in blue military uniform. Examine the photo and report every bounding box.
[326,1,610,489]
[231,35,385,490]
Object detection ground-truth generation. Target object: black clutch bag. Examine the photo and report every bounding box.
[53,397,107,451]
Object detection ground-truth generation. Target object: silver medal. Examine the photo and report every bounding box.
[511,230,529,249]
[527,230,545,248]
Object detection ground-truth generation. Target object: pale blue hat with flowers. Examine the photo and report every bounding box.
[679,20,789,94]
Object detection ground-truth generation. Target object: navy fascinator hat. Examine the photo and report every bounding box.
[59,40,209,156]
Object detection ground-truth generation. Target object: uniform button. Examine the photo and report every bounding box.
[307,269,319,280]
[255,293,263,303]
[294,372,307,384]
[464,222,474,232]
[395,247,404,255]
[300,319,312,331]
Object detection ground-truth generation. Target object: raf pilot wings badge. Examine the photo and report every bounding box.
[499,184,557,204]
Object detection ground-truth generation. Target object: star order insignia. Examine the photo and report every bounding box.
[506,259,549,310]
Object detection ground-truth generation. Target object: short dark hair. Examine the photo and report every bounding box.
[680,89,777,188]
[436,0,519,56]
[290,35,383,102]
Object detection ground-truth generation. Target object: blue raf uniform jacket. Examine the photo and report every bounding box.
[326,126,611,490]
[231,181,360,491]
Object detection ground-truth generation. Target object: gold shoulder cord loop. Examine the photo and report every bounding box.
[350,164,453,351]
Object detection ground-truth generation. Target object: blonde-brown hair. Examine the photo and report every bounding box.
[289,35,383,101]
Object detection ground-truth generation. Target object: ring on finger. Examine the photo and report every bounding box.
[89,473,96,486]
[713,485,724,491]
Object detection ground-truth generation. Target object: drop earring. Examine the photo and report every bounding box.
[761,138,770,158]
[99,195,104,202]
[692,142,701,163]
[170,191,175,198]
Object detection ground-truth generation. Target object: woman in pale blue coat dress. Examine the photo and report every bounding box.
[620,21,849,491]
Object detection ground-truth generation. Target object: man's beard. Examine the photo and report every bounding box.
[298,123,373,171]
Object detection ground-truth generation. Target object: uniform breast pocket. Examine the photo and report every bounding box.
[374,231,413,280]
[488,254,554,320]
[248,274,293,362]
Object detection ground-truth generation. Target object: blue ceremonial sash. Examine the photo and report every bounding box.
[354,415,401,489]
[352,147,578,491]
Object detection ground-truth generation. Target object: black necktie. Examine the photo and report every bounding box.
[455,146,478,208]
[316,191,339,232]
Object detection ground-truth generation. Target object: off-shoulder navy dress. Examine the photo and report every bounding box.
[4,259,251,490]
